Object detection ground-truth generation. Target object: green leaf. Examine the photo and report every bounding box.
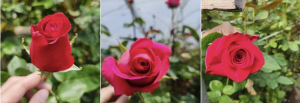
[201,32,223,50]
[277,76,293,85]
[26,63,39,72]
[209,80,224,92]
[255,10,269,20]
[266,79,278,89]
[118,40,128,53]
[277,91,286,98]
[14,3,26,13]
[101,25,110,36]
[289,42,299,51]
[183,25,199,41]
[262,53,281,70]
[46,96,57,103]
[44,0,54,9]
[93,94,100,103]
[68,10,80,17]
[219,95,234,103]
[7,56,27,76]
[233,80,247,91]
[77,76,100,92]
[53,71,76,82]
[273,54,287,66]
[269,72,280,79]
[223,85,236,95]
[57,80,86,102]
[207,91,221,102]
[60,64,81,72]
[239,95,249,102]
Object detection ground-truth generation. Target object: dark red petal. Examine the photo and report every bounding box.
[215,33,250,58]
[222,49,251,82]
[248,44,265,73]
[30,27,74,72]
[206,38,221,66]
[245,34,259,42]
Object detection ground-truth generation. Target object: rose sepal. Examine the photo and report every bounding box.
[118,40,128,53]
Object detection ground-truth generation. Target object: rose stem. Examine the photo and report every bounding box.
[42,72,60,103]
[138,91,145,103]
[226,78,229,86]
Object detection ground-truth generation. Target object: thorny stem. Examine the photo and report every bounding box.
[171,8,176,55]
[138,91,145,103]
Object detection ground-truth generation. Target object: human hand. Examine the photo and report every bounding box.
[1,72,52,103]
[100,86,128,103]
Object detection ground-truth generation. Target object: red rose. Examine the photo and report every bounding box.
[166,0,180,8]
[30,12,74,72]
[205,33,264,82]
[102,38,171,96]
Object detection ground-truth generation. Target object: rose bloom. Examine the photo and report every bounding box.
[166,0,180,8]
[102,38,171,96]
[205,33,264,82]
[30,12,74,72]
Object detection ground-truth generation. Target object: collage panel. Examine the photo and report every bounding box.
[100,0,200,102]
[1,0,100,103]
[201,0,300,103]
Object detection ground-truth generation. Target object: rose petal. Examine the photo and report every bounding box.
[206,38,222,66]
[101,57,160,96]
[129,38,153,57]
[153,57,170,83]
[245,34,259,42]
[215,33,251,58]
[30,27,74,72]
[222,49,252,82]
[248,44,265,73]
[152,42,172,60]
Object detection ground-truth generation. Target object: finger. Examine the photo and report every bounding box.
[36,82,52,91]
[116,95,128,103]
[28,89,49,103]
[0,76,23,92]
[1,72,42,102]
[100,86,115,103]
[25,89,35,100]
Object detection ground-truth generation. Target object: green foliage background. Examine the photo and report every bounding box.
[1,0,100,103]
[202,0,300,103]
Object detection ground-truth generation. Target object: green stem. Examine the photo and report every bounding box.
[49,90,60,103]
[138,91,145,103]
[226,78,229,85]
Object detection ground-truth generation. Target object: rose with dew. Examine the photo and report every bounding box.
[166,0,180,8]
[30,12,74,72]
[102,38,171,96]
[205,32,265,82]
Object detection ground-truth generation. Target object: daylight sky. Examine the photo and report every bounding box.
[101,0,200,49]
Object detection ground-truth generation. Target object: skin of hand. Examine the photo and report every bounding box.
[201,22,238,39]
[100,86,128,103]
[0,72,52,103]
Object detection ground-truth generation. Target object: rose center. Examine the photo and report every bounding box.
[233,49,247,64]
[132,58,151,74]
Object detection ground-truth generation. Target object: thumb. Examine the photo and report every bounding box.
[29,89,49,103]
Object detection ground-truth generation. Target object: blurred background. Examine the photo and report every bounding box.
[1,0,100,103]
[202,0,300,102]
[101,0,201,102]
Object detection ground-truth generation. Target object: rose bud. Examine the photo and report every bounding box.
[30,12,75,72]
[166,0,180,8]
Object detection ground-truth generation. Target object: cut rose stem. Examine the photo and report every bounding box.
[41,72,60,103]
[138,91,145,103]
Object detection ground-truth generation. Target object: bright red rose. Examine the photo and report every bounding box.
[102,38,171,96]
[205,32,264,82]
[166,0,180,8]
[30,12,74,72]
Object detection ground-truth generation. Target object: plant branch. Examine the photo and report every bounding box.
[138,91,145,103]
